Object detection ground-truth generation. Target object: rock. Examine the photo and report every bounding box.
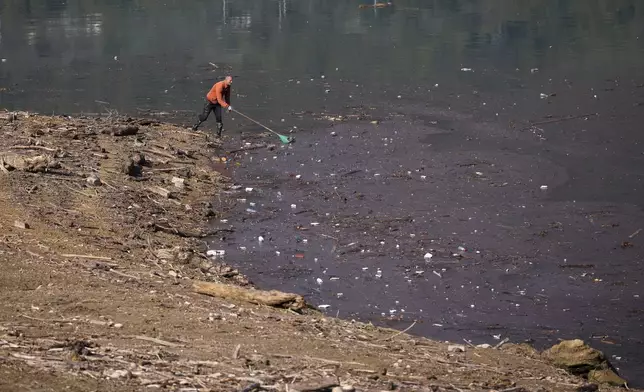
[448,344,466,353]
[588,369,627,387]
[131,153,147,166]
[576,384,599,392]
[111,125,139,136]
[543,340,604,375]
[290,378,338,392]
[14,220,29,229]
[476,344,492,349]
[122,158,142,177]
[106,369,130,379]
[332,388,343,392]
[112,323,123,329]
[1,154,60,173]
[86,175,102,186]
[341,386,355,392]
[171,176,185,189]
[147,186,176,199]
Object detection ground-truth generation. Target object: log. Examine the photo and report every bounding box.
[111,125,139,136]
[193,281,307,311]
[151,223,233,238]
[147,186,177,199]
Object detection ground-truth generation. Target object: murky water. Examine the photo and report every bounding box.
[2,0,644,384]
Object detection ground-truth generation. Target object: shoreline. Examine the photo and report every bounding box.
[0,111,635,391]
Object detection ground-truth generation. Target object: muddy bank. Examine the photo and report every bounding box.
[217,103,644,385]
[0,111,637,392]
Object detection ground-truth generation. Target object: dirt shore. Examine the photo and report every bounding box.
[0,111,634,392]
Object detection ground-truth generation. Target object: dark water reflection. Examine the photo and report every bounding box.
[2,0,644,384]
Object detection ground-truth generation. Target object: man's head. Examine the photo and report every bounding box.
[224,76,233,86]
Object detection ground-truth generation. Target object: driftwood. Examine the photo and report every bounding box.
[151,223,233,239]
[147,186,177,199]
[111,125,139,136]
[0,153,60,173]
[9,145,58,152]
[193,281,306,311]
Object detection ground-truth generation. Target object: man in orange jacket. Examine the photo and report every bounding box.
[192,75,233,137]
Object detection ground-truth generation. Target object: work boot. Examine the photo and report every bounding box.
[192,122,200,131]
[216,122,224,138]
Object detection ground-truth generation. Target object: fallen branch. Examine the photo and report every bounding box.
[382,320,417,341]
[0,157,9,174]
[60,253,113,261]
[149,167,192,172]
[520,113,597,131]
[132,335,183,348]
[227,144,268,154]
[193,281,306,311]
[629,228,642,239]
[494,337,510,349]
[270,353,367,367]
[109,268,140,281]
[152,223,233,239]
[20,314,71,323]
[9,145,57,152]
[143,148,177,160]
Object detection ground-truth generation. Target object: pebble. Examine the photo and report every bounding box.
[112,323,123,329]
[86,175,102,186]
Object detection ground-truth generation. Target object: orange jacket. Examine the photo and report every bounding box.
[206,81,231,107]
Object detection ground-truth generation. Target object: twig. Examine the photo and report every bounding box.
[109,268,140,281]
[233,344,241,359]
[520,113,597,130]
[60,253,113,261]
[20,314,71,323]
[629,228,642,239]
[227,144,268,154]
[143,148,177,160]
[149,167,192,172]
[494,337,510,349]
[131,335,183,347]
[462,338,476,348]
[382,320,417,341]
[9,145,57,152]
[152,223,233,239]
[0,158,9,174]
[449,384,467,392]
[63,184,95,198]
[270,354,367,367]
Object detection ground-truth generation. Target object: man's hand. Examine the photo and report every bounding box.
[227,106,233,112]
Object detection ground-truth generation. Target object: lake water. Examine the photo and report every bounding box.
[2,0,644,385]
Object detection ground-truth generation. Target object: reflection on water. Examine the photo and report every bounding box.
[0,0,643,115]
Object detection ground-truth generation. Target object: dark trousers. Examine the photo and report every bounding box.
[194,100,223,129]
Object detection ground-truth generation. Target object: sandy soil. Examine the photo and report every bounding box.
[0,111,633,392]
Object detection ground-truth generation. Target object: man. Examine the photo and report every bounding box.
[192,75,233,137]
